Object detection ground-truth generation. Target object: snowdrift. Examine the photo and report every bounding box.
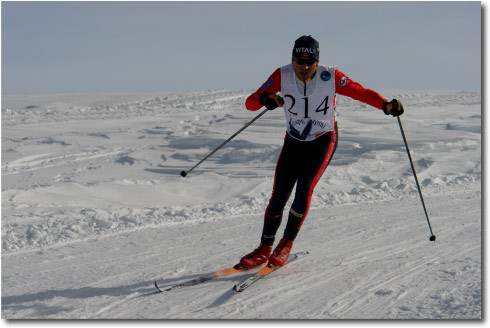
[1,89,481,319]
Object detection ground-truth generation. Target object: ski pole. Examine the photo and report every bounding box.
[397,116,436,242]
[180,108,269,177]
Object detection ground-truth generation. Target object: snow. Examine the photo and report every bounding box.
[1,89,481,319]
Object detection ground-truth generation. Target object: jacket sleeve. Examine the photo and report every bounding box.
[335,69,387,110]
[245,68,282,111]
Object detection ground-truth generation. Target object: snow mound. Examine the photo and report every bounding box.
[2,89,481,319]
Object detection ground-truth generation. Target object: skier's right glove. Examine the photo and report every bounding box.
[383,99,404,117]
[260,92,284,110]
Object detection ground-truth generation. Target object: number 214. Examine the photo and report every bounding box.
[285,95,329,118]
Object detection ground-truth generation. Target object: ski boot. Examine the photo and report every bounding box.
[268,238,293,267]
[240,243,272,269]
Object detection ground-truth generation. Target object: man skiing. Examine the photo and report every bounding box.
[239,35,404,268]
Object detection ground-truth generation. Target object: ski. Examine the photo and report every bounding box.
[154,263,264,293]
[233,251,309,293]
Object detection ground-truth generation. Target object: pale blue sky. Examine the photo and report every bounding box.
[1,1,481,95]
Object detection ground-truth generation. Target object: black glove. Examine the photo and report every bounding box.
[260,92,284,110]
[382,99,404,117]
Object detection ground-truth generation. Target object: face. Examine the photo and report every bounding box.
[292,58,319,82]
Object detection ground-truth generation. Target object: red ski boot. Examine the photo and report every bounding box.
[240,243,273,269]
[269,238,293,267]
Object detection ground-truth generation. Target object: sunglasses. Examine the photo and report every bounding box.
[293,57,317,66]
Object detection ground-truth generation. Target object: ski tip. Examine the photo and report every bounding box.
[154,281,164,293]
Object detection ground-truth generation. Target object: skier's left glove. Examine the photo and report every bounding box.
[260,92,284,110]
[383,99,404,117]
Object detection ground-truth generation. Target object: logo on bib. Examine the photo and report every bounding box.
[340,77,348,86]
[321,71,331,81]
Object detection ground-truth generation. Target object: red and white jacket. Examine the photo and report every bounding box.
[246,64,387,141]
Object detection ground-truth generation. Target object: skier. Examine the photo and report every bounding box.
[239,35,404,268]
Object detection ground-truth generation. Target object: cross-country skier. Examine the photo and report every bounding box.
[239,35,404,268]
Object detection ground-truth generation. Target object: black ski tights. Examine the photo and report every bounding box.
[261,126,338,246]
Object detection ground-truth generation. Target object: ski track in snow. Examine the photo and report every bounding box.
[1,89,481,319]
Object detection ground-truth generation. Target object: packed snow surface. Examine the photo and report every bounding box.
[1,89,481,319]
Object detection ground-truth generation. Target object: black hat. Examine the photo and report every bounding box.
[292,35,320,61]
